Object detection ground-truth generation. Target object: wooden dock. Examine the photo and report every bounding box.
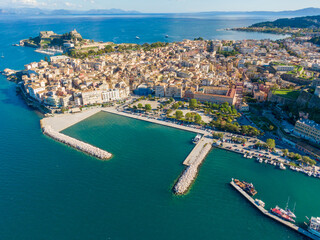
[230,179,320,240]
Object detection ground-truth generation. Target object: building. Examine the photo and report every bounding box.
[293,119,320,144]
[239,102,249,112]
[274,65,295,72]
[189,87,237,105]
[155,84,166,97]
[165,85,183,98]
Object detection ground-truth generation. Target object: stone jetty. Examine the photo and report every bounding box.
[173,137,213,195]
[43,125,112,160]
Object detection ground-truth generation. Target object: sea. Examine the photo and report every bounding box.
[0,14,318,240]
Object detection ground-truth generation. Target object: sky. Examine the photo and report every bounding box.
[2,0,320,13]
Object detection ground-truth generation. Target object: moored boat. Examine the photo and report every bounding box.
[308,216,320,238]
[192,134,201,144]
[270,206,295,223]
[234,179,257,196]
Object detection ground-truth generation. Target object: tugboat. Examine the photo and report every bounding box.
[234,179,257,196]
[192,134,201,144]
[270,206,295,223]
[307,216,320,238]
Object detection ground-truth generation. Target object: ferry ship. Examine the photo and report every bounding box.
[192,134,201,144]
[308,217,320,238]
[270,206,295,223]
[234,179,257,196]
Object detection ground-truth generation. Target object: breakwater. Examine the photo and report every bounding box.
[230,179,320,240]
[173,137,213,195]
[43,125,112,160]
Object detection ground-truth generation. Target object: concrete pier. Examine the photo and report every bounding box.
[173,136,213,195]
[230,179,320,240]
[43,125,112,160]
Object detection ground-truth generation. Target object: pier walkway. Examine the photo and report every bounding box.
[230,180,320,240]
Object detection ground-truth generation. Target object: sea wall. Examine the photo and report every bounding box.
[173,139,212,195]
[43,125,112,160]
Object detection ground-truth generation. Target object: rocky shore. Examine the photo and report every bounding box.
[43,126,112,160]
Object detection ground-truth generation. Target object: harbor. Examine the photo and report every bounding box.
[230,179,320,240]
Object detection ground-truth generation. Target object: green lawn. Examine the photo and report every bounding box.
[273,89,300,100]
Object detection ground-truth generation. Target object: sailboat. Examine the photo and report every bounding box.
[1,53,4,58]
[285,197,297,219]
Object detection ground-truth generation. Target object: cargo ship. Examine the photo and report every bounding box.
[233,179,257,196]
[270,206,295,223]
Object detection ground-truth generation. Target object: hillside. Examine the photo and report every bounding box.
[250,15,320,28]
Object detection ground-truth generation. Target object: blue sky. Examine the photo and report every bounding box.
[2,0,320,13]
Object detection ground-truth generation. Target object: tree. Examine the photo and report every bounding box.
[266,139,276,149]
[302,156,316,165]
[282,149,289,156]
[185,112,192,121]
[132,105,137,110]
[175,110,184,120]
[269,125,274,131]
[172,103,179,110]
[44,56,49,62]
[189,99,198,109]
[137,103,143,109]
[145,104,152,111]
[194,114,202,124]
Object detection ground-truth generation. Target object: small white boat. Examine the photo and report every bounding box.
[135,36,140,39]
[279,163,286,170]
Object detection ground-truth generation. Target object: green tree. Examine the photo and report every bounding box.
[132,105,137,110]
[269,125,274,131]
[266,139,276,149]
[137,103,143,109]
[172,103,179,110]
[185,112,192,121]
[189,99,198,109]
[194,114,202,124]
[175,110,184,120]
[282,149,289,156]
[145,104,152,111]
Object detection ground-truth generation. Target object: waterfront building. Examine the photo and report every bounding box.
[294,119,320,144]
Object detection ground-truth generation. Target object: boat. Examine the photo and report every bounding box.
[1,53,4,58]
[192,134,201,144]
[259,158,263,163]
[255,199,265,208]
[285,198,296,219]
[165,35,169,38]
[234,179,257,196]
[308,216,320,238]
[270,206,295,223]
[135,36,140,39]
[279,163,286,170]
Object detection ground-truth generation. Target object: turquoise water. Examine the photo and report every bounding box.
[0,16,315,239]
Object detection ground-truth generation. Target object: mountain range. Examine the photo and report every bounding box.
[1,7,320,16]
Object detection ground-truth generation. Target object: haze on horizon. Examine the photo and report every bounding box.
[2,0,320,13]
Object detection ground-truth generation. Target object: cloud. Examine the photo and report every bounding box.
[12,0,47,6]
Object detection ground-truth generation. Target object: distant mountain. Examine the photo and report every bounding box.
[198,8,320,16]
[250,15,320,28]
[0,7,140,16]
[1,7,320,17]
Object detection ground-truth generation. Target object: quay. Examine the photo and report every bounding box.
[230,179,320,240]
